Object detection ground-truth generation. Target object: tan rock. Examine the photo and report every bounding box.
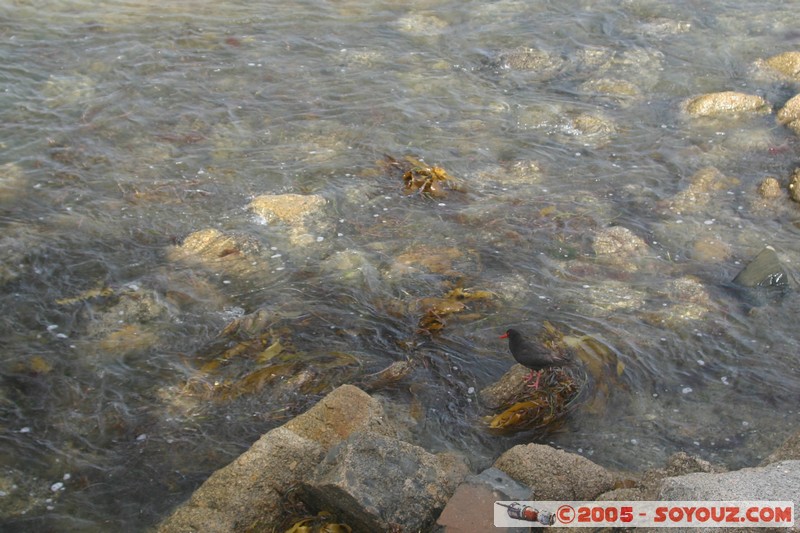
[664,167,740,213]
[0,162,24,202]
[777,93,800,124]
[248,193,326,224]
[580,78,642,100]
[790,168,800,203]
[692,236,732,262]
[777,93,800,135]
[167,228,267,277]
[758,176,783,199]
[284,384,396,448]
[494,443,615,501]
[158,427,325,533]
[593,226,648,256]
[761,51,800,81]
[158,385,397,533]
[683,91,771,117]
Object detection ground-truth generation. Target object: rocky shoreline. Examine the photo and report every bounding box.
[156,384,800,533]
[155,48,800,533]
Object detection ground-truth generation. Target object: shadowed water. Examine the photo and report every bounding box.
[1,0,800,530]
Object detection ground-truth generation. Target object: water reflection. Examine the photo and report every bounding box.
[2,0,800,530]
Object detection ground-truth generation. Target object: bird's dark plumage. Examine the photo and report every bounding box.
[500,328,570,388]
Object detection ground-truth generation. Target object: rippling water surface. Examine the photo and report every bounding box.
[2,0,800,530]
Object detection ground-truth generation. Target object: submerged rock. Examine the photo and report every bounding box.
[592,225,650,272]
[777,93,800,136]
[758,176,783,199]
[248,193,326,225]
[789,168,800,203]
[763,430,800,465]
[394,12,448,36]
[493,443,615,501]
[593,225,648,256]
[662,167,740,213]
[732,246,789,289]
[691,235,732,262]
[249,193,328,246]
[729,246,790,307]
[580,78,642,102]
[494,46,564,78]
[167,228,269,279]
[755,50,800,82]
[0,162,25,202]
[683,91,771,118]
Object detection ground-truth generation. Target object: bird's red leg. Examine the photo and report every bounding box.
[522,369,542,389]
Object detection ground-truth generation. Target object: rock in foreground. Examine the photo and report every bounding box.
[157,384,467,533]
[493,443,615,501]
[301,431,468,532]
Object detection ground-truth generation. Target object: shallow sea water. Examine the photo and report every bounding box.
[2,0,800,530]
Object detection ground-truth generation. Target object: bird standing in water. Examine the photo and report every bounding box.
[500,328,570,389]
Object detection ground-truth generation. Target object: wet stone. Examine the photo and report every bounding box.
[663,167,740,213]
[756,51,800,82]
[777,93,800,135]
[691,236,732,262]
[592,225,648,256]
[394,12,448,36]
[495,46,564,77]
[248,193,326,225]
[683,91,771,118]
[789,168,800,203]
[0,162,25,202]
[167,228,269,278]
[758,176,783,199]
[580,78,642,101]
[732,246,788,289]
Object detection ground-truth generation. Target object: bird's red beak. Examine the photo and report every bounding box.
[499,332,509,339]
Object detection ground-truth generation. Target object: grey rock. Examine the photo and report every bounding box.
[730,246,790,306]
[732,246,789,288]
[302,431,469,533]
[655,461,800,533]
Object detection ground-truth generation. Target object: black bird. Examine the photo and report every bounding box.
[500,328,570,389]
